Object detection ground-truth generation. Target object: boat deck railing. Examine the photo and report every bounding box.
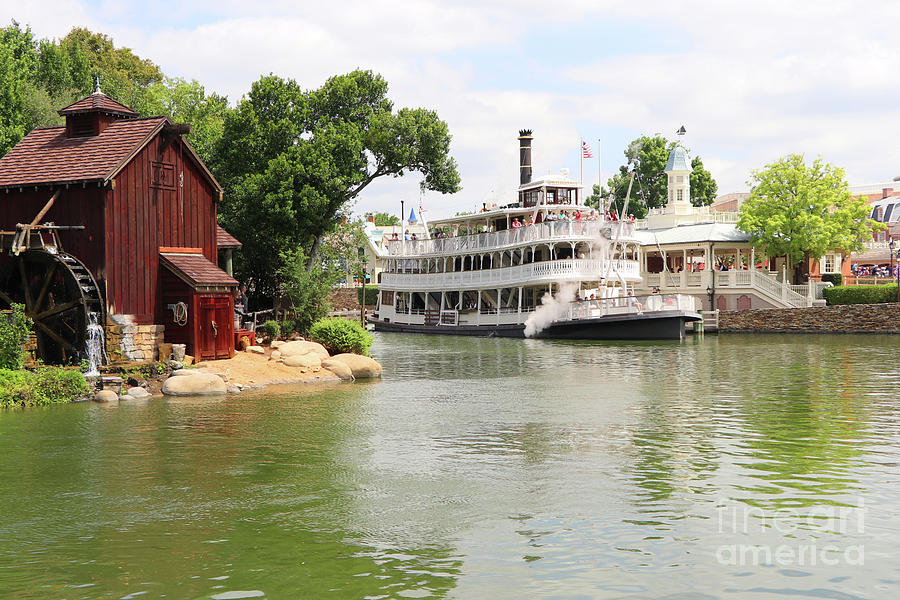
[386,293,698,326]
[381,258,641,290]
[563,293,699,321]
[385,220,637,257]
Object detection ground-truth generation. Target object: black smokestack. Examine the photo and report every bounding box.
[518,129,533,185]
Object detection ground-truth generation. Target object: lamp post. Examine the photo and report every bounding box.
[890,238,895,287]
[706,285,714,310]
[360,267,367,325]
[892,239,900,302]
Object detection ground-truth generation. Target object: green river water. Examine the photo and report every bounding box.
[1,333,899,599]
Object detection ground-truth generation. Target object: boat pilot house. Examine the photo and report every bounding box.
[0,88,238,364]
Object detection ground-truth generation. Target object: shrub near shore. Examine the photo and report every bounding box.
[823,284,899,305]
[0,304,90,408]
[308,318,373,356]
[0,368,89,407]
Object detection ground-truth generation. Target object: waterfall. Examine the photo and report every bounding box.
[84,312,107,377]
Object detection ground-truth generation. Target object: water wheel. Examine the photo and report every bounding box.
[0,249,105,365]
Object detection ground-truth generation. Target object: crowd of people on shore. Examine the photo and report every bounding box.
[851,264,898,278]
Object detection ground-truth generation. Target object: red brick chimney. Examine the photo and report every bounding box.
[883,187,893,198]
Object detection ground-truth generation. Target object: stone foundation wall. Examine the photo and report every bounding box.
[331,287,366,310]
[106,322,165,361]
[719,303,900,333]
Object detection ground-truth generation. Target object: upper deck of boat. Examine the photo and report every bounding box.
[385,205,639,258]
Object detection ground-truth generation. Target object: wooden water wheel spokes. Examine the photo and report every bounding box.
[0,249,105,365]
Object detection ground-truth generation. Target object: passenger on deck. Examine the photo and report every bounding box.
[648,287,662,311]
[627,290,643,315]
[511,218,522,228]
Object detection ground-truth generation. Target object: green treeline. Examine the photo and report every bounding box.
[0,22,227,161]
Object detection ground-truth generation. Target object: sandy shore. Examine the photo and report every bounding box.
[189,347,342,389]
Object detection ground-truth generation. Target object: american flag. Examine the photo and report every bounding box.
[582,140,594,158]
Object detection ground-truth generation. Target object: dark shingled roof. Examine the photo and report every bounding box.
[58,92,139,117]
[0,117,167,188]
[216,225,242,249]
[160,251,238,289]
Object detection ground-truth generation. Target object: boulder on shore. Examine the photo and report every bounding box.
[94,389,118,403]
[330,354,382,378]
[127,386,150,397]
[283,353,322,369]
[321,358,354,380]
[161,372,227,396]
[278,340,329,360]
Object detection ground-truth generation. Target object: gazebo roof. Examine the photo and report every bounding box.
[665,145,691,172]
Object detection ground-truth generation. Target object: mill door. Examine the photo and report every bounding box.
[198,296,234,360]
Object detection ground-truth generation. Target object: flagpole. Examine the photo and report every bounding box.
[579,137,584,186]
[598,137,602,211]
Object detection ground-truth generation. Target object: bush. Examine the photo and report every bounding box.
[277,247,334,335]
[308,317,373,356]
[0,303,32,370]
[821,273,843,286]
[0,367,89,408]
[279,319,296,337]
[258,319,281,340]
[357,286,378,306]
[823,284,898,305]
[31,367,90,404]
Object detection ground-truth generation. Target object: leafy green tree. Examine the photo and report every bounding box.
[365,211,400,226]
[146,78,228,163]
[0,303,32,370]
[690,156,718,206]
[737,154,881,282]
[605,135,717,217]
[319,220,369,283]
[0,24,184,157]
[58,28,163,112]
[0,21,38,156]
[276,247,336,335]
[217,70,460,296]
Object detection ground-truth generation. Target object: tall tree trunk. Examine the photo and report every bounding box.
[306,234,322,270]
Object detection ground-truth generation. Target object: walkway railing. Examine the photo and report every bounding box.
[384,220,637,257]
[845,275,895,286]
[645,269,822,308]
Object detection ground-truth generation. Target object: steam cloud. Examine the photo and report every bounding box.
[524,282,578,338]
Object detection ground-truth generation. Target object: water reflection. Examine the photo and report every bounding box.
[0,333,898,598]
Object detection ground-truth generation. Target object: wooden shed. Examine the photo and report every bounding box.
[0,88,237,363]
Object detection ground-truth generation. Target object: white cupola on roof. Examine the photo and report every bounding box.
[665,144,691,209]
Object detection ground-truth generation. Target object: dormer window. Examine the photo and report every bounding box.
[67,116,98,138]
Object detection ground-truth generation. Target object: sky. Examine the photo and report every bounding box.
[5,0,900,219]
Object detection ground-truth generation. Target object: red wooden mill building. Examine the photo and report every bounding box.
[0,88,238,363]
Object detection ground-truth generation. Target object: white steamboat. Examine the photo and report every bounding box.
[370,130,700,340]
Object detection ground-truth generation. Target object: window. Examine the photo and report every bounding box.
[823,254,835,273]
[151,162,176,190]
[677,175,684,183]
[677,189,683,202]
